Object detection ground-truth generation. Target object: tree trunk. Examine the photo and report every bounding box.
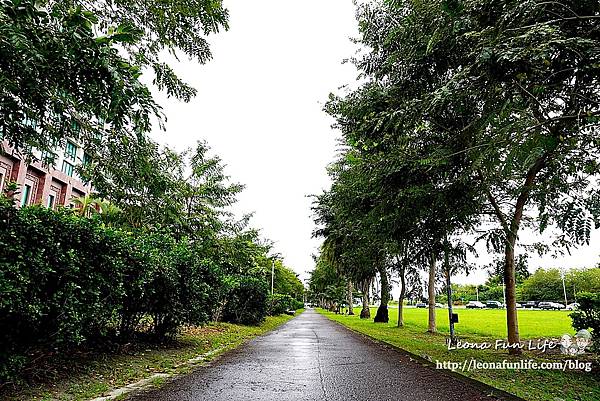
[428,252,437,333]
[360,280,371,319]
[444,246,456,347]
[374,267,389,323]
[347,280,354,315]
[397,266,406,327]
[372,279,379,305]
[482,154,547,355]
[504,232,521,355]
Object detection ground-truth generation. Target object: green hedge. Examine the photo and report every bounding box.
[222,275,269,325]
[570,292,600,353]
[267,294,303,316]
[0,201,268,380]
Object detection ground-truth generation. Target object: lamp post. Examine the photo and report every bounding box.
[561,268,568,307]
[269,252,281,297]
[271,258,275,296]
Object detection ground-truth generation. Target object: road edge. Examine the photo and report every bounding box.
[91,310,306,401]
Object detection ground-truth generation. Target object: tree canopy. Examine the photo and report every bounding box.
[0,0,228,182]
[311,0,600,353]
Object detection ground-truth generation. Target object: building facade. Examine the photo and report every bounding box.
[0,139,92,209]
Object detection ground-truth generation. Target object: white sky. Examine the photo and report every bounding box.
[149,0,600,288]
[150,0,359,283]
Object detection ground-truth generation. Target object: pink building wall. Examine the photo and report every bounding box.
[0,140,91,209]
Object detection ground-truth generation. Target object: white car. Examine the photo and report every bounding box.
[539,301,564,310]
[435,303,445,308]
[566,303,579,310]
[466,301,486,309]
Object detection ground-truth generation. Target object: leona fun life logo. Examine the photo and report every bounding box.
[560,329,592,355]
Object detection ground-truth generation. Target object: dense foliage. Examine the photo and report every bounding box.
[271,261,304,301]
[307,256,349,312]
[312,0,600,352]
[0,198,280,380]
[267,294,303,316]
[0,0,227,191]
[521,268,600,303]
[221,276,268,325]
[570,292,600,352]
[0,0,308,386]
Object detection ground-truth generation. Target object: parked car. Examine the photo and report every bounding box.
[435,303,445,308]
[515,303,523,308]
[566,302,580,310]
[416,302,427,308]
[524,301,538,309]
[486,301,503,309]
[466,301,486,309]
[538,301,564,310]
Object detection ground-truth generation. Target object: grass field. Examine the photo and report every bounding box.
[2,313,298,401]
[319,308,599,401]
[365,306,574,339]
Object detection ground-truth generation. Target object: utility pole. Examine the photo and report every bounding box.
[476,285,479,302]
[271,258,275,296]
[561,268,568,307]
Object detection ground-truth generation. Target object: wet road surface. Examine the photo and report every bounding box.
[130,309,505,401]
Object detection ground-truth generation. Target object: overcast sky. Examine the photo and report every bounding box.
[150,0,359,283]
[150,0,599,289]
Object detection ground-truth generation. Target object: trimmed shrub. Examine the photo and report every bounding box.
[570,292,600,352]
[267,294,303,316]
[0,203,127,379]
[0,201,224,380]
[222,275,268,325]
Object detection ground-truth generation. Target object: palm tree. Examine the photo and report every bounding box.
[97,198,122,227]
[72,194,100,218]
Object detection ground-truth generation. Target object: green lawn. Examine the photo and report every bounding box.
[320,308,599,401]
[370,306,574,339]
[3,313,299,401]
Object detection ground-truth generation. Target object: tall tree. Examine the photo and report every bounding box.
[358,277,372,319]
[1,0,228,183]
[327,0,600,355]
[420,0,600,353]
[312,152,386,320]
[373,265,390,323]
[428,252,437,333]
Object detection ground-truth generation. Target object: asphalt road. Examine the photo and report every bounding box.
[130,309,506,401]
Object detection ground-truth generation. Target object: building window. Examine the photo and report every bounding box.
[83,152,92,166]
[21,184,31,207]
[61,161,74,177]
[41,150,56,166]
[47,194,55,209]
[65,141,77,161]
[0,172,4,192]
